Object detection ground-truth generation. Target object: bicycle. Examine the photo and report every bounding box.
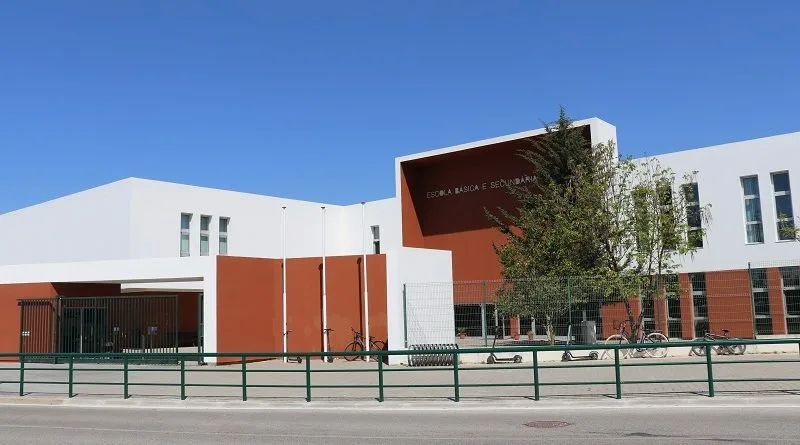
[343,328,387,362]
[603,320,669,359]
[690,329,746,356]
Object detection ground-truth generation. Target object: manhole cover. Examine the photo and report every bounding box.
[524,420,572,428]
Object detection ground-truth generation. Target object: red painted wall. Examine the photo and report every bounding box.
[706,270,755,338]
[215,254,388,361]
[767,268,788,335]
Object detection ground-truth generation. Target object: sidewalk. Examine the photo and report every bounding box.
[1,354,799,404]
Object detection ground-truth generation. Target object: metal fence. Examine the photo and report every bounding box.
[2,338,800,402]
[404,262,800,349]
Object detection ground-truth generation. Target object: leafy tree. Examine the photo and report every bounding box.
[487,108,711,344]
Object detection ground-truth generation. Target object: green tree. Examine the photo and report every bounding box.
[485,108,606,343]
[487,108,711,344]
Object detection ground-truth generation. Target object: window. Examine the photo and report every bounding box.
[657,181,678,251]
[641,295,655,332]
[690,273,708,337]
[772,172,795,241]
[683,183,703,248]
[200,215,210,256]
[219,217,229,255]
[180,213,192,257]
[371,225,380,254]
[750,268,772,335]
[664,274,682,339]
[742,176,764,243]
[781,267,800,334]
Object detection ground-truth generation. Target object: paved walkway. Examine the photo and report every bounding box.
[1,353,799,403]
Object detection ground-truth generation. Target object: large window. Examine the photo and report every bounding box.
[683,183,703,248]
[690,273,708,337]
[371,225,381,254]
[180,213,192,257]
[219,217,229,255]
[772,172,795,241]
[742,176,764,243]
[750,268,772,335]
[200,215,211,256]
[781,267,800,334]
[641,295,655,332]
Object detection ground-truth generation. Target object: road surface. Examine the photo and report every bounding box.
[0,403,798,444]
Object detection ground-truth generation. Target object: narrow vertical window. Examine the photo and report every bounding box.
[690,273,708,337]
[742,176,764,243]
[219,217,229,255]
[682,182,703,248]
[180,213,192,257]
[371,225,380,254]
[750,268,772,335]
[664,274,682,339]
[772,172,794,241]
[200,215,210,256]
[782,267,800,334]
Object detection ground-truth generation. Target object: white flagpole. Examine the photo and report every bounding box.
[362,202,370,360]
[321,206,329,357]
[282,206,288,363]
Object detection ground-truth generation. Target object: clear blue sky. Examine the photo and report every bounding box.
[1,1,798,213]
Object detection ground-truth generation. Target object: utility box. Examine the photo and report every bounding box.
[575,321,597,344]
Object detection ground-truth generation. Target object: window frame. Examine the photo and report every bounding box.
[219,217,229,255]
[781,267,800,334]
[370,225,380,255]
[199,215,211,256]
[682,182,703,248]
[741,176,765,244]
[180,213,192,257]
[771,172,795,241]
[750,268,772,335]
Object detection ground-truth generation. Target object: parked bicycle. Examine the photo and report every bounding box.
[603,320,669,359]
[343,328,387,362]
[690,329,746,356]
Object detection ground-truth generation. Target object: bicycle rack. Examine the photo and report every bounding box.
[407,344,459,367]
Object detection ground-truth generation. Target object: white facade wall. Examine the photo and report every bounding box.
[649,131,800,273]
[0,180,133,266]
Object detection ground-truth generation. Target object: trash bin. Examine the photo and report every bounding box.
[575,321,597,345]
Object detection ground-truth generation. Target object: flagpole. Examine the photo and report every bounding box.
[321,206,329,358]
[362,202,370,360]
[282,206,288,363]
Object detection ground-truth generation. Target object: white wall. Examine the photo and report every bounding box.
[385,247,454,352]
[0,180,133,265]
[126,179,402,262]
[649,131,800,272]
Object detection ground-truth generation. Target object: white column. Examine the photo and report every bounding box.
[321,206,329,355]
[362,202,371,359]
[282,206,288,363]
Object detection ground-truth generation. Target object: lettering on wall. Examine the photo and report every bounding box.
[425,175,534,199]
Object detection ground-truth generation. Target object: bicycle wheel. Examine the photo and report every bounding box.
[603,335,630,359]
[343,341,363,361]
[644,332,668,358]
[691,340,709,356]
[369,340,387,362]
[731,343,746,355]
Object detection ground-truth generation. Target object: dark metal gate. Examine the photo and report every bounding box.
[19,295,182,364]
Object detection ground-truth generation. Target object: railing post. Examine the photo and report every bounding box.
[18,355,25,397]
[180,357,186,400]
[305,355,312,402]
[453,352,460,402]
[241,355,248,401]
[123,357,129,399]
[533,350,540,401]
[614,348,622,399]
[482,281,488,347]
[68,356,74,398]
[378,355,384,402]
[705,344,715,397]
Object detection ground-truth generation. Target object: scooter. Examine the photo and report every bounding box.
[486,332,522,364]
[561,324,599,361]
[283,330,303,364]
[322,328,334,363]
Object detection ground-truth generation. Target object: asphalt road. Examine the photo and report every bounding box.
[0,404,798,444]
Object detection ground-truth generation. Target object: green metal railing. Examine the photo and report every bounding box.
[1,338,800,402]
